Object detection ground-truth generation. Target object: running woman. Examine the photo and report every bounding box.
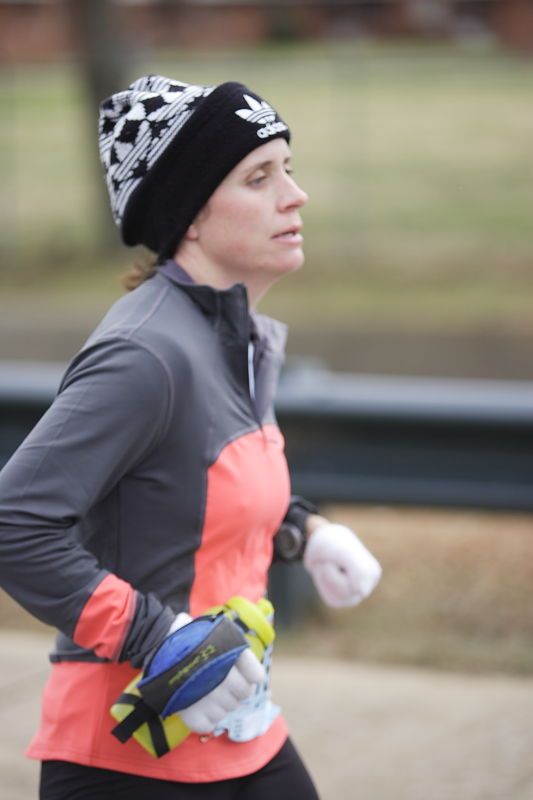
[0,75,382,799]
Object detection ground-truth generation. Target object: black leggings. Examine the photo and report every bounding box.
[39,738,320,800]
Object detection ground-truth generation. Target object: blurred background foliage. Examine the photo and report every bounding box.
[1,25,533,375]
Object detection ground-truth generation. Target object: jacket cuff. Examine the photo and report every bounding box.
[283,495,319,533]
[119,593,176,668]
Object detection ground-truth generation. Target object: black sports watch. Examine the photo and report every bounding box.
[273,496,318,563]
[273,522,306,562]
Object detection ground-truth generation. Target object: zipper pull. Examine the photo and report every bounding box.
[247,341,256,402]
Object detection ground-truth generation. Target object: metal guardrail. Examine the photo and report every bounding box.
[278,366,533,511]
[1,360,533,511]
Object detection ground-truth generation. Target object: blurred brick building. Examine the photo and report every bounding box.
[0,0,532,63]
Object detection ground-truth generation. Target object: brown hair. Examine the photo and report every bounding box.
[121,255,158,292]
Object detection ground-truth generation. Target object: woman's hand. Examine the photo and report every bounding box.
[161,610,265,735]
[180,649,265,734]
[303,520,382,608]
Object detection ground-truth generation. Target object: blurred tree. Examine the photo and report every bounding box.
[405,0,453,34]
[66,0,129,252]
[266,3,299,43]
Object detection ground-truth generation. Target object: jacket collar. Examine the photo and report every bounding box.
[157,259,287,356]
[157,259,240,316]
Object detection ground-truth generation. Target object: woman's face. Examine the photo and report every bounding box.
[189,138,309,294]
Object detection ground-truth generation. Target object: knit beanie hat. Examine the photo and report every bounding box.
[98,74,291,258]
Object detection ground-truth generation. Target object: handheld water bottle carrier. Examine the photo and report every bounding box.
[110,596,275,758]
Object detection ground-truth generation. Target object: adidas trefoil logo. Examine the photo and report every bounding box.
[235,94,288,140]
[236,95,276,124]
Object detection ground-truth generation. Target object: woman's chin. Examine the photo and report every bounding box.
[276,250,305,275]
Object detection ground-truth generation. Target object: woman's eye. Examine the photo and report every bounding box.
[249,174,267,186]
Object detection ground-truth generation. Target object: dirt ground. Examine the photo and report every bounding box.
[2,630,533,800]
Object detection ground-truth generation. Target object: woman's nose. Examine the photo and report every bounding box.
[280,177,309,210]
[293,182,309,208]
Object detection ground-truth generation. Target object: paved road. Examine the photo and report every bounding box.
[2,631,533,800]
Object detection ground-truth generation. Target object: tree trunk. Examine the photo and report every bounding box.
[66,0,129,253]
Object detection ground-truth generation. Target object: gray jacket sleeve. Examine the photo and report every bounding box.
[0,338,175,664]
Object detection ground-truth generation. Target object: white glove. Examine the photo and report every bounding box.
[304,523,382,608]
[167,611,194,635]
[179,649,265,734]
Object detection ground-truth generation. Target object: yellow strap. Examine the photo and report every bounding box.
[110,673,190,757]
[224,596,275,647]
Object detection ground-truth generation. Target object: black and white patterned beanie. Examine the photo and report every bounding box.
[98,74,291,258]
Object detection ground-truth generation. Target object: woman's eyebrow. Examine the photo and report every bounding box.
[244,156,292,176]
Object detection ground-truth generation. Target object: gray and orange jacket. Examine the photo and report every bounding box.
[0,261,296,782]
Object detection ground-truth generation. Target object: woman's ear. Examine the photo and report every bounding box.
[184,222,199,241]
[181,201,210,247]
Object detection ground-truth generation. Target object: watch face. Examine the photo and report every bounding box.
[276,523,304,561]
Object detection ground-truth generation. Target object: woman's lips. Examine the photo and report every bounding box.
[272,229,303,244]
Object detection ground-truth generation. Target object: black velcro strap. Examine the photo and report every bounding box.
[147,716,170,758]
[111,694,156,744]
